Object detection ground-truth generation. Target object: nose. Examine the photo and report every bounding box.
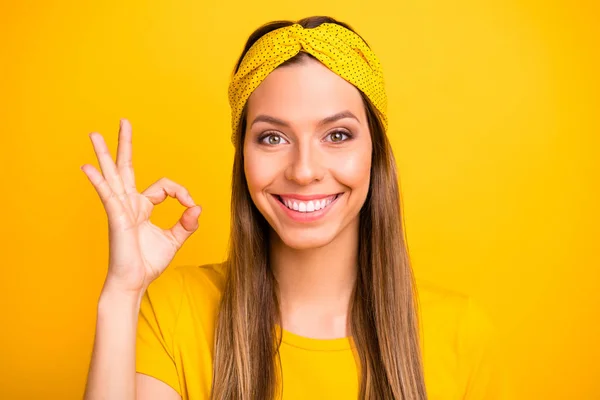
[284,140,325,185]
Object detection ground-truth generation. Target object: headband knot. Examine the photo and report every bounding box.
[228,23,387,146]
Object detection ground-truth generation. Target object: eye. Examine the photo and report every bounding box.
[259,133,289,146]
[324,130,351,143]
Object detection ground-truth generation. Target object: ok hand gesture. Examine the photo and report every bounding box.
[81,119,201,295]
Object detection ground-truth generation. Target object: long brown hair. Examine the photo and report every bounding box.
[211,16,427,400]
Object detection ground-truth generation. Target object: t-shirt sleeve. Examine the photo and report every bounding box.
[136,266,184,395]
[458,297,506,400]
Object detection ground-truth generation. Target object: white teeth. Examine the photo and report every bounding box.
[280,194,339,213]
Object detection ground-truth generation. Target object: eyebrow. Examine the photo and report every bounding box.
[249,110,360,129]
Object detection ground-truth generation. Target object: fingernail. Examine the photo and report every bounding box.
[187,194,196,205]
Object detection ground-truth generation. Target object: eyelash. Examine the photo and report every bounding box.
[257,130,353,145]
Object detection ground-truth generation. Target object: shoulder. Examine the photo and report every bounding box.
[136,263,227,396]
[142,262,227,323]
[173,262,227,294]
[416,279,494,338]
[148,261,227,296]
[416,280,502,398]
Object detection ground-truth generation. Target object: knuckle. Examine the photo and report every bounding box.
[105,188,118,204]
[165,177,176,186]
[119,160,133,169]
[96,178,109,192]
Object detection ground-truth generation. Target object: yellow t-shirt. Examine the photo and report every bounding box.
[136,263,503,399]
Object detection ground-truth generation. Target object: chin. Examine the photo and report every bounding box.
[276,229,337,250]
[269,218,354,250]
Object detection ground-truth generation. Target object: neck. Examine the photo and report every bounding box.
[270,218,359,339]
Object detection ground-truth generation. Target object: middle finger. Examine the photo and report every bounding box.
[115,119,137,195]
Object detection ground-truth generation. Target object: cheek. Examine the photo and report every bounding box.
[331,147,372,191]
[243,149,282,196]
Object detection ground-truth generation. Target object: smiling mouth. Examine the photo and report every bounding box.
[274,193,342,213]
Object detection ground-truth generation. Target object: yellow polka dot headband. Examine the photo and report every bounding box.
[228,22,388,146]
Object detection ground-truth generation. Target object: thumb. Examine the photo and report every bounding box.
[167,205,202,248]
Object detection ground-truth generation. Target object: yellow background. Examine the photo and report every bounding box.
[1,0,598,398]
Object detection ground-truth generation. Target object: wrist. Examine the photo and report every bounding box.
[98,284,145,313]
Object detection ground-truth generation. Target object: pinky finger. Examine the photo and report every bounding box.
[81,164,127,218]
[166,205,202,249]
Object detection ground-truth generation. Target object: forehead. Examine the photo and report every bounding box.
[246,58,366,126]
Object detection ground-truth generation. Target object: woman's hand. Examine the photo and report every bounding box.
[81,119,201,295]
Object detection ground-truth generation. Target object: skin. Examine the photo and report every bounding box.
[244,57,373,339]
[82,120,198,400]
[82,57,372,400]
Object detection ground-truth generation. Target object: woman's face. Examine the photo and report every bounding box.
[243,57,372,250]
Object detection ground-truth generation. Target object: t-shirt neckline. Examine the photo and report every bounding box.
[276,324,355,351]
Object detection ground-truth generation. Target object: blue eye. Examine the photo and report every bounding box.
[325,130,351,143]
[259,133,289,145]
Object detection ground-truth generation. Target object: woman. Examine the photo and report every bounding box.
[82,16,500,400]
